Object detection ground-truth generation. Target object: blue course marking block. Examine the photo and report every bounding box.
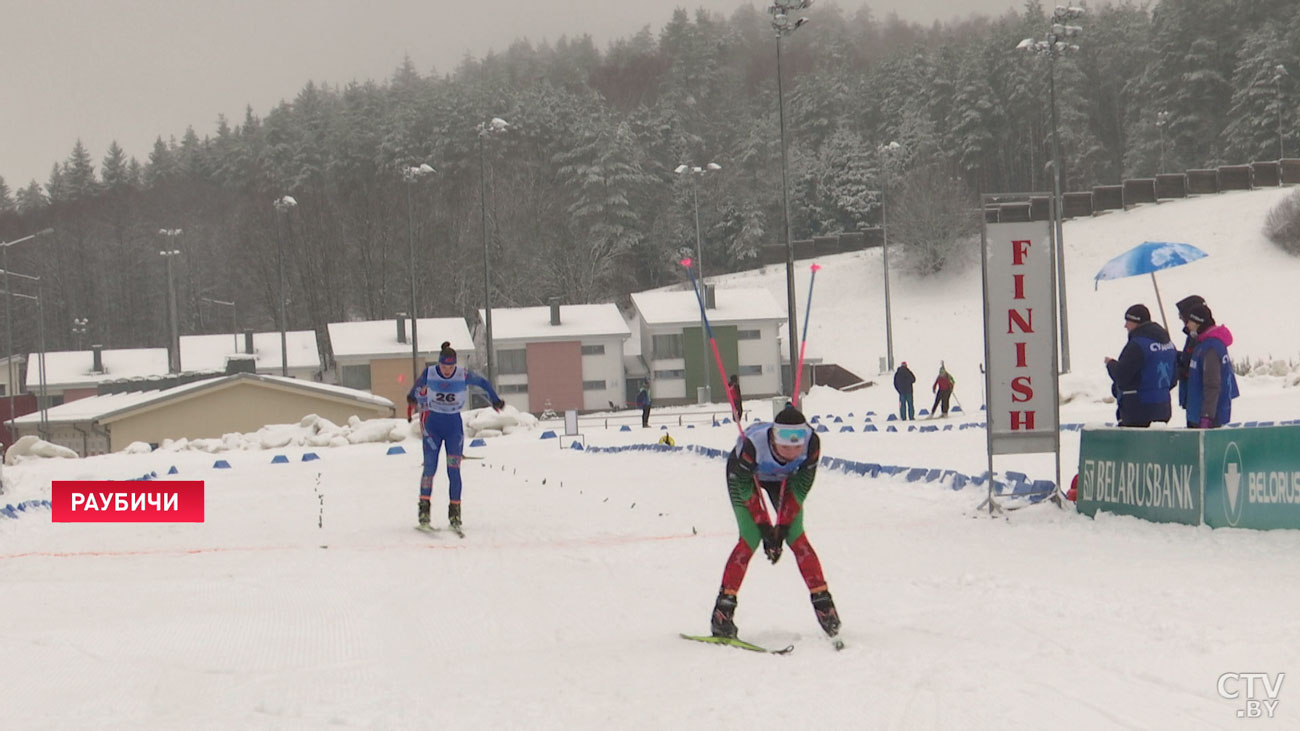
[619,425,631,432]
[470,438,487,447]
[386,445,406,455]
[839,425,855,432]
[570,441,585,450]
[887,426,898,433]
[168,465,179,474]
[540,430,557,439]
[213,460,232,469]
[271,455,289,464]
[815,424,829,433]
[865,425,878,432]
[302,453,320,462]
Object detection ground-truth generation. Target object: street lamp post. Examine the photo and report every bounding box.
[71,317,89,351]
[770,0,812,397]
[0,271,49,439]
[158,228,183,373]
[402,163,436,384]
[478,117,510,384]
[273,196,297,377]
[0,227,53,440]
[675,161,722,401]
[1018,5,1083,374]
[200,297,237,353]
[878,141,902,373]
[1275,64,1289,160]
[1156,110,1170,175]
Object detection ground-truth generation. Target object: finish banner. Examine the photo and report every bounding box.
[51,481,205,522]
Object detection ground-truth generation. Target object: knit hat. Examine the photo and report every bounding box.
[438,341,457,365]
[1187,303,1215,328]
[1175,294,1206,320]
[1124,304,1151,323]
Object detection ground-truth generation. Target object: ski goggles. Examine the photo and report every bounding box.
[771,424,812,447]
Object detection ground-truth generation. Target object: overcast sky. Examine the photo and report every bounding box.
[1,0,1018,190]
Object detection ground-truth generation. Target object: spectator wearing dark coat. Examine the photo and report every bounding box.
[893,362,916,420]
[1184,304,1239,428]
[636,382,652,428]
[1104,304,1177,427]
[1174,294,1206,409]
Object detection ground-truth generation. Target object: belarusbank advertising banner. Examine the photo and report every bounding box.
[1203,426,1300,530]
[1076,428,1202,525]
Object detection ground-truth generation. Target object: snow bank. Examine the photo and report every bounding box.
[101,408,540,458]
[4,435,80,465]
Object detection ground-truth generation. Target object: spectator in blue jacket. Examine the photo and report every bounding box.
[636,381,652,428]
[1104,304,1177,427]
[1184,304,1239,428]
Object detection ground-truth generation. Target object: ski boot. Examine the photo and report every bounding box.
[417,499,431,528]
[448,501,462,531]
[711,590,739,639]
[811,589,841,637]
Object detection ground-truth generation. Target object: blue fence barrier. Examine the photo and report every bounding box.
[0,499,53,520]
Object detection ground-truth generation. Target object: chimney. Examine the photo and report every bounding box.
[243,329,255,355]
[549,299,561,326]
[705,285,717,310]
[396,313,408,344]
[91,344,104,373]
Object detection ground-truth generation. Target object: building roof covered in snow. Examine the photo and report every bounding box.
[25,348,170,391]
[477,303,631,343]
[328,317,474,359]
[180,330,320,372]
[630,287,785,327]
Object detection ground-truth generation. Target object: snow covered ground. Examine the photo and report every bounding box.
[3,187,1300,729]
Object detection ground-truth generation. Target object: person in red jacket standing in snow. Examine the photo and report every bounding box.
[930,365,955,418]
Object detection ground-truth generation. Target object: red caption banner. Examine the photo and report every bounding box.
[51,481,205,522]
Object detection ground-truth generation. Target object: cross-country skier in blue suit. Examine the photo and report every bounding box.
[407,341,504,531]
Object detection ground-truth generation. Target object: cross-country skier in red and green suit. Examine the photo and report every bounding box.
[710,405,841,640]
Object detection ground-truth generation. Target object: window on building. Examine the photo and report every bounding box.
[581,344,605,355]
[340,364,371,390]
[499,383,528,394]
[737,329,761,340]
[652,334,683,359]
[738,365,763,376]
[582,380,606,391]
[498,349,527,375]
[653,369,686,380]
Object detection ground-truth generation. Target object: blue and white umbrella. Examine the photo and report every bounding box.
[1094,241,1208,330]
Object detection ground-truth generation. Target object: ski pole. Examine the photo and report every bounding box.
[791,263,821,408]
[681,261,782,527]
[681,258,745,438]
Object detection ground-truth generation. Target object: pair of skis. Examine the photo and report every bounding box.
[679,632,844,654]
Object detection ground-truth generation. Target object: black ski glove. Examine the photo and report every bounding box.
[760,524,786,564]
[492,399,506,411]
